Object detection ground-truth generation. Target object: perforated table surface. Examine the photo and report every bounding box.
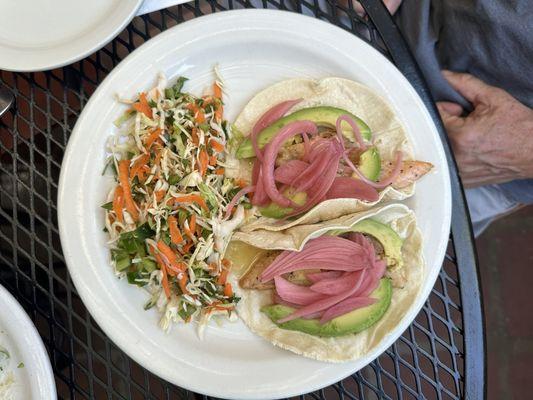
[0,1,485,399]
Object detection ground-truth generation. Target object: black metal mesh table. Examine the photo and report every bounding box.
[0,1,485,399]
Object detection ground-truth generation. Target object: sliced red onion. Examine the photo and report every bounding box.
[260,236,369,281]
[302,132,310,162]
[277,270,367,323]
[274,160,309,184]
[224,185,255,219]
[336,114,368,151]
[251,99,302,161]
[345,150,404,189]
[291,141,335,192]
[320,296,377,323]
[274,276,326,306]
[309,271,364,295]
[325,176,380,202]
[306,271,343,283]
[261,121,318,207]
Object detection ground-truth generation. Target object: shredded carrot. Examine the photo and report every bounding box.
[189,214,196,232]
[170,194,208,212]
[208,262,218,272]
[222,258,231,268]
[182,241,194,253]
[186,103,205,124]
[112,185,124,223]
[118,160,139,221]
[144,128,162,148]
[183,222,195,241]
[208,154,217,167]
[153,148,163,166]
[213,82,223,121]
[168,216,184,245]
[191,127,199,146]
[235,179,248,189]
[209,138,224,153]
[217,268,229,285]
[130,154,150,180]
[224,282,233,297]
[132,92,153,119]
[154,190,166,202]
[153,252,171,299]
[198,149,208,176]
[215,168,225,175]
[157,240,185,272]
[179,273,189,294]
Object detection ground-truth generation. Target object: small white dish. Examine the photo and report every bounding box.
[0,284,56,399]
[0,0,143,72]
[58,9,451,399]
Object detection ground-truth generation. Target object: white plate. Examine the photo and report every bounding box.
[0,0,142,72]
[58,10,451,399]
[0,284,56,400]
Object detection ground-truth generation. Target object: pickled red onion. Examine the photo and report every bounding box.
[319,296,377,323]
[274,160,309,184]
[336,114,368,151]
[224,185,255,219]
[261,121,318,207]
[325,176,379,202]
[251,98,302,161]
[274,276,325,305]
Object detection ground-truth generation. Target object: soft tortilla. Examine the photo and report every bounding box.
[231,204,425,362]
[227,77,415,232]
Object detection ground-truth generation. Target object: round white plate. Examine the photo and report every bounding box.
[58,10,451,399]
[0,0,143,72]
[0,285,56,399]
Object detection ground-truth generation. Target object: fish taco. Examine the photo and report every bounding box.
[225,77,432,232]
[228,204,424,362]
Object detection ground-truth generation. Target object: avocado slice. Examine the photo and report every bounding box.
[262,278,392,337]
[350,219,403,270]
[358,147,381,181]
[236,106,372,159]
[259,189,307,219]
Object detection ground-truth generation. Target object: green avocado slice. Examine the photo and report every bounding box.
[261,278,392,337]
[259,190,307,219]
[350,219,403,270]
[236,106,371,159]
[358,146,381,181]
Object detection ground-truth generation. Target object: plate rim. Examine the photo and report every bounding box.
[58,9,452,399]
[0,284,57,400]
[0,0,143,72]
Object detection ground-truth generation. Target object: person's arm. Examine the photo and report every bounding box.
[436,70,533,188]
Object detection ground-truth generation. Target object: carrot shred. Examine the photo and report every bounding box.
[130,154,150,180]
[118,160,139,221]
[189,214,196,232]
[182,241,194,253]
[112,185,124,223]
[198,149,208,176]
[208,262,218,272]
[209,154,218,166]
[179,273,189,294]
[191,127,199,146]
[213,82,223,121]
[154,190,166,202]
[217,268,229,285]
[214,168,225,175]
[222,258,231,268]
[153,252,171,299]
[235,179,248,189]
[224,282,233,297]
[132,92,153,119]
[168,216,184,245]
[153,148,163,166]
[157,240,185,272]
[186,103,205,124]
[209,138,224,153]
[144,128,162,148]
[170,194,208,212]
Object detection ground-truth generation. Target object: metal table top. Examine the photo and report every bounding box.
[0,1,485,399]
